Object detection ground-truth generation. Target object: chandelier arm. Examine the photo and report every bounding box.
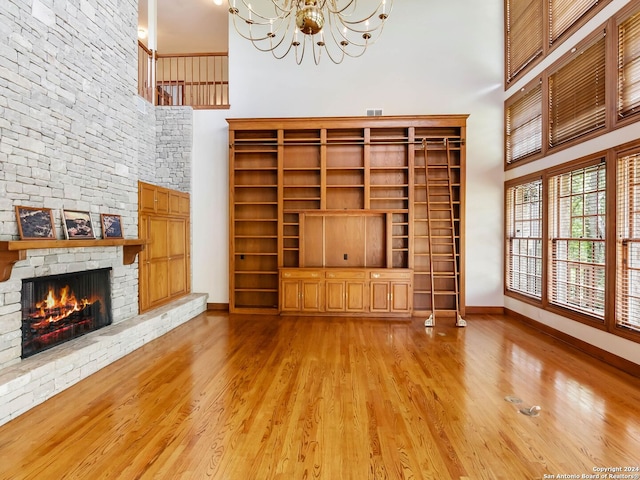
[326,11,385,48]
[269,38,297,60]
[312,40,322,65]
[323,0,358,15]
[233,0,297,18]
[294,36,307,65]
[319,41,346,64]
[230,15,278,42]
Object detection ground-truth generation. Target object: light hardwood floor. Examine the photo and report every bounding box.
[0,313,639,479]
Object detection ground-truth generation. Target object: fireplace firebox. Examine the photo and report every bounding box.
[21,268,112,358]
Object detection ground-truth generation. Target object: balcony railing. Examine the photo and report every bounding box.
[138,42,229,109]
[138,41,154,104]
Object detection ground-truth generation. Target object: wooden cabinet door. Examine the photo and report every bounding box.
[390,282,411,313]
[370,281,390,313]
[147,217,170,306]
[168,218,187,296]
[155,188,169,214]
[139,182,158,213]
[346,281,366,312]
[281,280,301,311]
[301,280,323,312]
[326,280,346,312]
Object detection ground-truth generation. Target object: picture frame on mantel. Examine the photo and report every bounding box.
[100,213,123,239]
[62,209,96,240]
[15,206,56,240]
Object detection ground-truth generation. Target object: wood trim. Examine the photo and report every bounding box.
[207,303,229,311]
[464,306,505,315]
[505,308,640,378]
[156,51,228,58]
[0,239,146,282]
[227,115,470,132]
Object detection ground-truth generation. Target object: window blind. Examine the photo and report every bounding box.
[506,83,543,164]
[506,180,543,299]
[549,0,600,46]
[507,0,544,82]
[549,34,606,148]
[618,9,640,119]
[548,162,606,319]
[617,152,640,333]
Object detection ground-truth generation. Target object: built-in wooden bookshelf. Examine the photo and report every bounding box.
[228,116,467,318]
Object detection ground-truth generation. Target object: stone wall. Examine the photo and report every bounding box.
[155,106,193,192]
[0,0,195,372]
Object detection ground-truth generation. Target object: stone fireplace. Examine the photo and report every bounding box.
[0,0,199,428]
[21,268,112,358]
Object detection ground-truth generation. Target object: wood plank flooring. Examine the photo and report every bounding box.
[0,313,639,479]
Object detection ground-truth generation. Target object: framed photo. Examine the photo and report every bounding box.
[100,213,123,239]
[15,206,56,240]
[62,210,96,239]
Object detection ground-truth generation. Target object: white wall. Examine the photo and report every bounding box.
[191,1,505,306]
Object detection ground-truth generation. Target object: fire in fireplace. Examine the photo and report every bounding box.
[21,268,112,358]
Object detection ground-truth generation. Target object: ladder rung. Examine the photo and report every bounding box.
[434,291,458,295]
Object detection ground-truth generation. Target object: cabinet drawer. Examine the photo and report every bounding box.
[369,270,412,280]
[325,270,366,279]
[281,269,322,279]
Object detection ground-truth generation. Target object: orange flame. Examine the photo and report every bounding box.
[31,286,94,328]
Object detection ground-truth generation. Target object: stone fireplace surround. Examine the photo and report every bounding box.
[0,236,206,428]
[0,268,206,427]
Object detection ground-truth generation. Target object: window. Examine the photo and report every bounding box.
[506,81,542,165]
[549,0,601,46]
[548,33,606,148]
[506,179,543,299]
[505,0,611,84]
[548,161,606,320]
[507,0,543,83]
[618,9,640,120]
[617,152,640,333]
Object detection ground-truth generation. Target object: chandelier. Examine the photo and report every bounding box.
[228,0,392,64]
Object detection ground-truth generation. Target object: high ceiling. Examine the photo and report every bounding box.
[138,0,228,54]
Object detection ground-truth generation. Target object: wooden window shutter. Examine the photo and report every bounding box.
[616,152,640,333]
[549,0,600,46]
[506,179,543,299]
[548,162,606,320]
[618,9,640,119]
[506,82,542,164]
[507,0,544,82]
[548,33,606,148]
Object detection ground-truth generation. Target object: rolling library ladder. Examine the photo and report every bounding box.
[421,138,465,327]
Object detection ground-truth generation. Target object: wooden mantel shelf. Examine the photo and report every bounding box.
[0,239,146,282]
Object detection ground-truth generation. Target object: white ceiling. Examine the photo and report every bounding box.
[138,0,228,54]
